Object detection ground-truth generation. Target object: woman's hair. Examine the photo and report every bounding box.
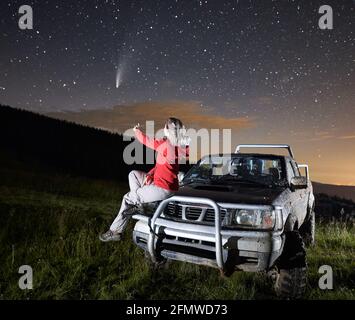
[164,117,190,147]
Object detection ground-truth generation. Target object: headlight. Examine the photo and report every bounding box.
[233,209,275,229]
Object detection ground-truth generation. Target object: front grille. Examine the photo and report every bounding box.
[186,206,202,220]
[164,202,228,225]
[205,208,226,223]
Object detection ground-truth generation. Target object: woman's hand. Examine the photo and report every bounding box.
[143,175,152,186]
[142,175,148,185]
[133,123,140,132]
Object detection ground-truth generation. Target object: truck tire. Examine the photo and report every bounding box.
[274,231,307,299]
[299,210,315,247]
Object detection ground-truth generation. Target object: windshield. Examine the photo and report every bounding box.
[183,155,287,187]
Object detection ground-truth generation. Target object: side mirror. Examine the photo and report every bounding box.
[290,176,308,190]
[178,171,185,184]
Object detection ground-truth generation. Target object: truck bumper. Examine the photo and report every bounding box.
[132,196,284,273]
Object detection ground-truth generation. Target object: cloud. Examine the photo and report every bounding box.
[307,131,335,141]
[338,135,355,140]
[46,100,254,134]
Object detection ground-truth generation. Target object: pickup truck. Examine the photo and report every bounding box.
[131,144,315,298]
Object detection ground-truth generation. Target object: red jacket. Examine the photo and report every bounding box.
[135,129,189,191]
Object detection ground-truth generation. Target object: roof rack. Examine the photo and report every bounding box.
[235,144,294,158]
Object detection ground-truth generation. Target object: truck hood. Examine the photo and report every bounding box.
[176,183,286,205]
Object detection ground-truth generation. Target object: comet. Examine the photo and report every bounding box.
[115,57,128,89]
[115,68,123,88]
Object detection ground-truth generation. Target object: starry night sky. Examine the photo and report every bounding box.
[0,0,354,185]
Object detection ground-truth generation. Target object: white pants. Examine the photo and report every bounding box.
[110,170,173,233]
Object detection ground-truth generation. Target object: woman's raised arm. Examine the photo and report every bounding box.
[134,127,163,151]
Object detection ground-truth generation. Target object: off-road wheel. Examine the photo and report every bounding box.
[273,230,307,299]
[299,210,315,247]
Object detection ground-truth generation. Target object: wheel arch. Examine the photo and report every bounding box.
[284,213,299,232]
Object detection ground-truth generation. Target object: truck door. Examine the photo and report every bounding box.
[286,160,304,225]
[291,160,308,225]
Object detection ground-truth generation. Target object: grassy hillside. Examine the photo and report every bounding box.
[0,163,354,300]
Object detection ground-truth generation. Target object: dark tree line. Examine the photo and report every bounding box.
[0,104,191,181]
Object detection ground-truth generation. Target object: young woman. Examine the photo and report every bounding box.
[99,117,189,242]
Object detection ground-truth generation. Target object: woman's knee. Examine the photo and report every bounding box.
[128,170,138,180]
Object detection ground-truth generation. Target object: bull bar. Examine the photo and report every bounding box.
[132,196,282,270]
